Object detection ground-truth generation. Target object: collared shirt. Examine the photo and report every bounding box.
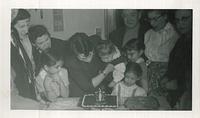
[144,22,179,62]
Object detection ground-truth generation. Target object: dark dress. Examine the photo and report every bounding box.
[166,33,192,107]
[11,29,36,100]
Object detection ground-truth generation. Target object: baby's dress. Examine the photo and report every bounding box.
[35,68,69,99]
[112,82,147,105]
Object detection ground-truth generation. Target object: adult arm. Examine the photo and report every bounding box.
[92,64,115,87]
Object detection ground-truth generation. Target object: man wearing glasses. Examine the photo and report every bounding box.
[144,10,179,92]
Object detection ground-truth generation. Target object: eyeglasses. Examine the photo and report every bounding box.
[175,15,191,24]
[146,15,163,22]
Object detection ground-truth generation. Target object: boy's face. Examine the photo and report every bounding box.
[99,53,113,63]
[124,72,140,86]
[147,11,167,31]
[46,60,63,74]
[122,10,141,29]
[14,18,30,38]
[175,10,192,35]
[126,49,143,62]
[35,34,51,52]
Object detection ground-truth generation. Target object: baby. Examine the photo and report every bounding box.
[96,40,126,88]
[112,62,147,104]
[35,52,69,102]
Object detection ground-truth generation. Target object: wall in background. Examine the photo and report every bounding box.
[29,9,106,40]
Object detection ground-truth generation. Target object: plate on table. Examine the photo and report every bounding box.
[81,94,118,108]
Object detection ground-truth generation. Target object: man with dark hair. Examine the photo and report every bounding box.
[29,25,72,75]
[11,9,36,99]
[65,33,114,97]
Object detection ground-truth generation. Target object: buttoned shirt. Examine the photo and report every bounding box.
[144,22,179,62]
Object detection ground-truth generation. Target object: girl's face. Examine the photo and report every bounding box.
[147,11,167,31]
[124,72,139,86]
[46,60,63,74]
[126,49,143,62]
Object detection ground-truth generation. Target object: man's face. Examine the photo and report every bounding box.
[35,34,51,52]
[175,10,192,35]
[14,18,30,38]
[122,10,141,29]
[147,11,167,31]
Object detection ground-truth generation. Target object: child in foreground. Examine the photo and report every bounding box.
[112,62,147,100]
[35,52,69,102]
[124,39,148,92]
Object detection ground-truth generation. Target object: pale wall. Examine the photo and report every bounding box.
[29,9,106,40]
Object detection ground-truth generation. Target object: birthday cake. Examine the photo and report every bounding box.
[81,94,118,108]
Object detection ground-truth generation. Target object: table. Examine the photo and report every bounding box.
[45,96,171,110]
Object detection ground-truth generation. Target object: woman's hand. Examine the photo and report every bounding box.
[103,64,115,75]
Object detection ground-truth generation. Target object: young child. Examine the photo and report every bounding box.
[35,52,69,102]
[112,62,147,103]
[96,40,126,88]
[144,10,179,92]
[124,39,148,92]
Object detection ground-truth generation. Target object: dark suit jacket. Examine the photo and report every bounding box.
[166,33,192,94]
[11,30,36,100]
[33,37,72,76]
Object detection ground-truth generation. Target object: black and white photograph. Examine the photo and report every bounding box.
[1,0,200,118]
[10,9,192,110]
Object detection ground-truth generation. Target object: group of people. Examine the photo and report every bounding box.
[11,9,192,110]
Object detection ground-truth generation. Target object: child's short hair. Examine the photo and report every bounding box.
[69,32,93,57]
[96,40,117,57]
[125,62,143,77]
[41,50,62,67]
[124,39,145,51]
